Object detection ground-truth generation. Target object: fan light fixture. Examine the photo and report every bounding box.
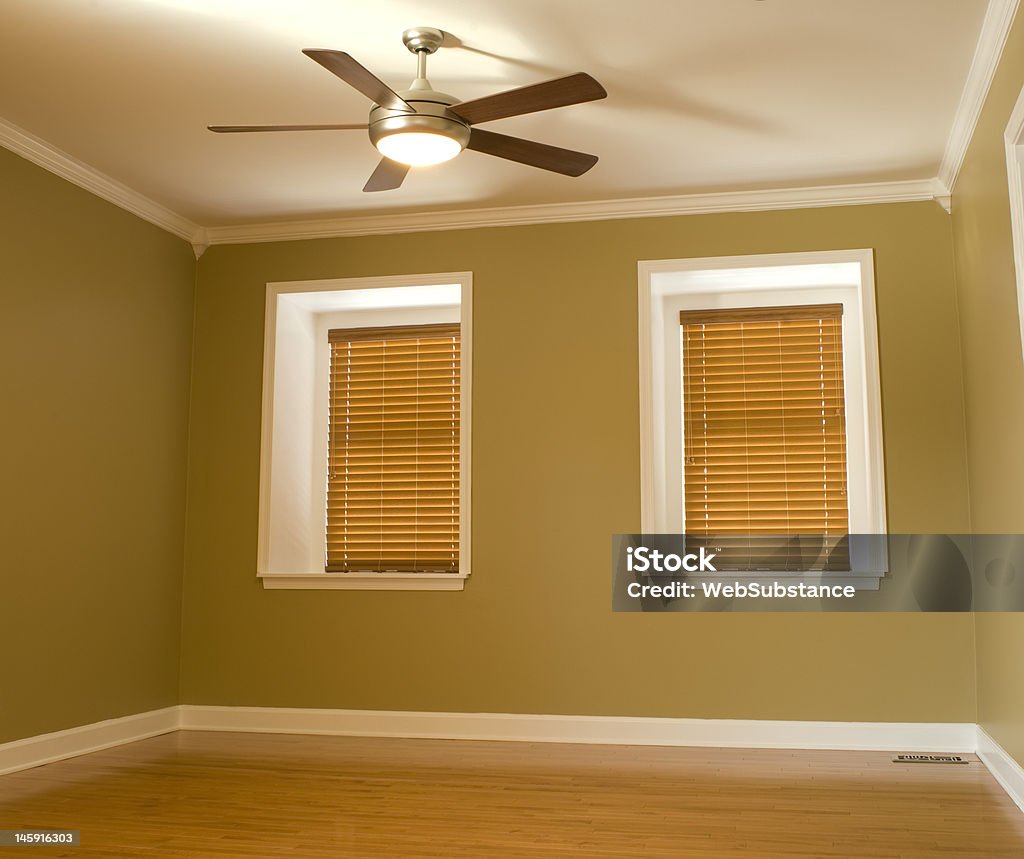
[369,111,471,166]
[376,131,461,166]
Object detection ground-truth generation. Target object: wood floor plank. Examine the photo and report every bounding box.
[0,731,1022,856]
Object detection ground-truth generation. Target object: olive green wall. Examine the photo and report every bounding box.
[949,13,1024,764]
[180,201,977,722]
[0,147,195,743]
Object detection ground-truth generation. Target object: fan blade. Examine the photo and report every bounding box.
[302,49,413,113]
[467,128,598,177]
[448,72,606,125]
[208,124,368,133]
[363,157,410,192]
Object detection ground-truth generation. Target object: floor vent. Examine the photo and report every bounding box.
[892,754,968,764]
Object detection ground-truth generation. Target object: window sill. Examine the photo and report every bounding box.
[257,572,469,591]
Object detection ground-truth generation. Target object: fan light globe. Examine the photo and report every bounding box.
[375,131,463,166]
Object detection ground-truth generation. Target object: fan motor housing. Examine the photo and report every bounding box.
[368,90,471,151]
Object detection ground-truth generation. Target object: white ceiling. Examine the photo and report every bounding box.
[0,0,990,227]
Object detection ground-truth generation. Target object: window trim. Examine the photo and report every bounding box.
[637,250,886,576]
[257,272,472,591]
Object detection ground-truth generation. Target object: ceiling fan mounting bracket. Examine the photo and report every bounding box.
[402,27,445,55]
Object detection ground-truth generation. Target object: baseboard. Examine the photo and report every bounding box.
[0,706,991,783]
[0,707,179,776]
[977,726,1024,814]
[178,705,975,752]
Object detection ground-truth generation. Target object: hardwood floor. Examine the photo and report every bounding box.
[1,731,1023,857]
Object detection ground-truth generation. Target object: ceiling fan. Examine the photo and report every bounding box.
[209,27,607,192]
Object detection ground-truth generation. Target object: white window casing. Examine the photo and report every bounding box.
[257,273,472,591]
[638,250,887,580]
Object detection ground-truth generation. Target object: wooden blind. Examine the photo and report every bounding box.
[327,323,460,573]
[680,304,849,569]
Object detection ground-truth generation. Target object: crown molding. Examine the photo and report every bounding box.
[938,0,1020,193]
[0,113,948,251]
[0,118,201,246]
[203,178,947,246]
[930,176,953,213]
[190,227,211,259]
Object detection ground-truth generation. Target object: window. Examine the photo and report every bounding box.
[326,324,461,574]
[257,273,472,590]
[680,304,850,571]
[639,250,886,580]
